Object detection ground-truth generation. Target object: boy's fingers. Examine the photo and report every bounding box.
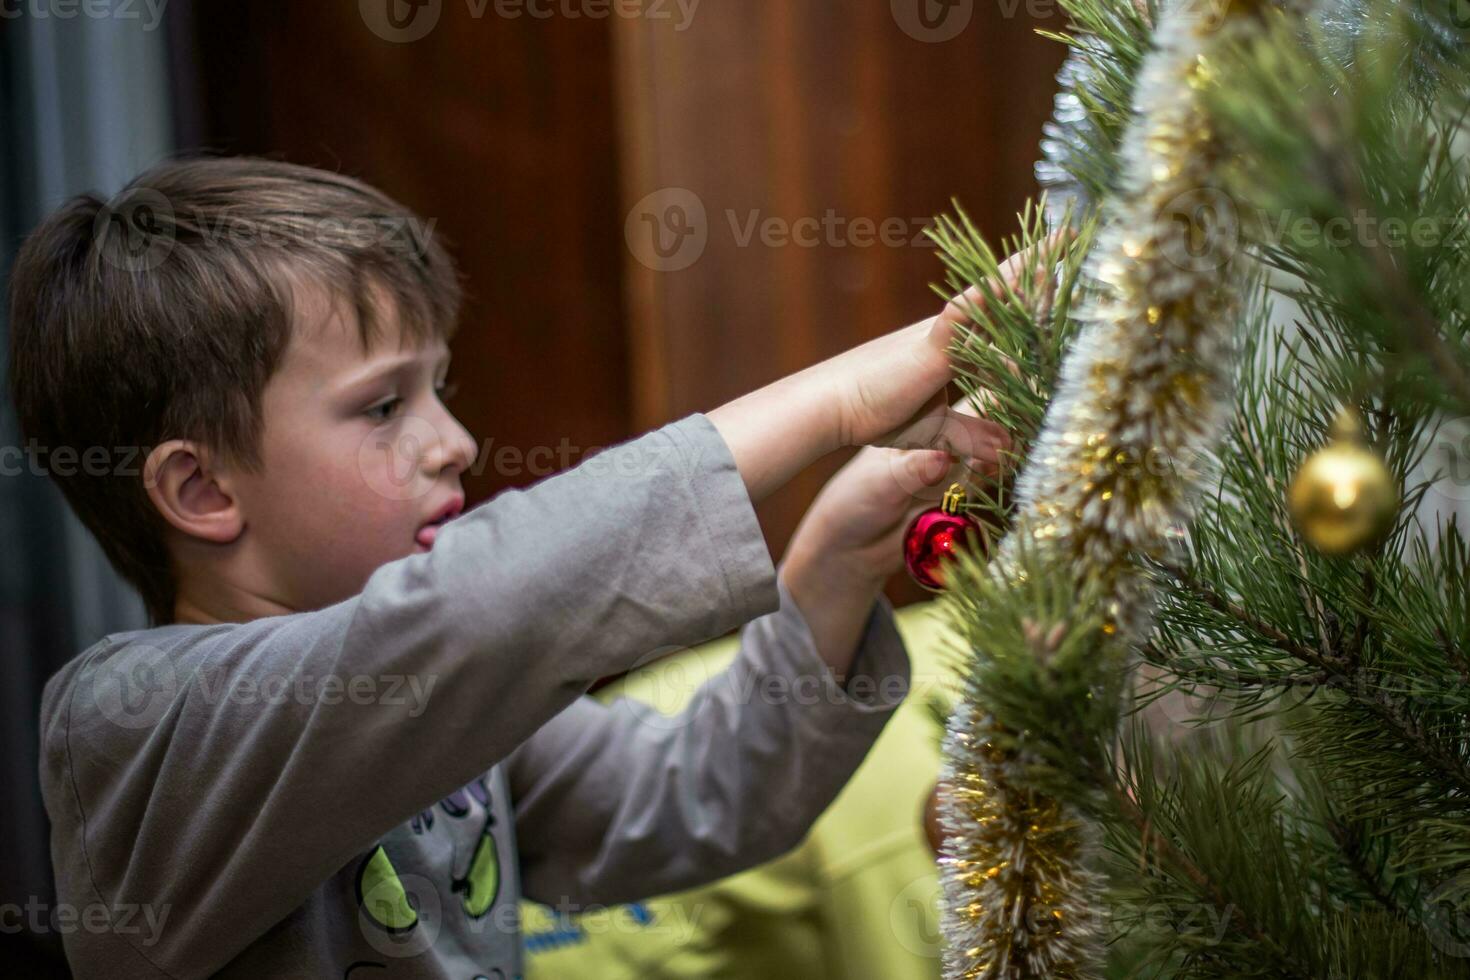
[861,447,948,512]
[880,405,1009,458]
[951,397,1012,453]
[873,388,1016,500]
[908,449,952,488]
[953,396,1018,469]
[952,397,1018,477]
[929,227,1074,348]
[925,780,951,854]
[947,380,1015,421]
[938,246,1028,324]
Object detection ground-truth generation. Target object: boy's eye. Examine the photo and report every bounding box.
[365,396,404,422]
[436,380,459,402]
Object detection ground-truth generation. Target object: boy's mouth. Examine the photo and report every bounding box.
[415,494,465,551]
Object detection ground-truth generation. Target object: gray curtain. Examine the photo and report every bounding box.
[1,5,172,974]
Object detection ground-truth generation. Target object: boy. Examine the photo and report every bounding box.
[10,157,1014,978]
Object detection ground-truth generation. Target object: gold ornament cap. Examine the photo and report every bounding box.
[940,483,967,515]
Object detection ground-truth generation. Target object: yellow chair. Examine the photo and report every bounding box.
[522,599,963,979]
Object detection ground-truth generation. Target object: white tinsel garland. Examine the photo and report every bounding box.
[937,0,1270,975]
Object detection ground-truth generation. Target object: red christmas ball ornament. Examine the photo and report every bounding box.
[903,483,986,592]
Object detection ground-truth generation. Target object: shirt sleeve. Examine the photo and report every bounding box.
[38,413,778,976]
[507,575,912,907]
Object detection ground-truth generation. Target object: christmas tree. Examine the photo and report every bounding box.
[927,0,1470,976]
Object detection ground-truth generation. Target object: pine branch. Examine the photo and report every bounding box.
[1137,643,1330,697]
[1107,784,1317,980]
[1239,434,1336,665]
[1346,565,1375,671]
[1327,816,1405,917]
[1440,628,1470,686]
[1160,564,1470,799]
[1321,132,1470,415]
[1161,563,1330,666]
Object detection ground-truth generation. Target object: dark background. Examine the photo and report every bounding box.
[2,1,1065,974]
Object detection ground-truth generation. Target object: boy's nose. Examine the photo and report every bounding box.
[426,409,477,477]
[444,421,478,476]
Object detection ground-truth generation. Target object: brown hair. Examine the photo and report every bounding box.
[7,156,462,624]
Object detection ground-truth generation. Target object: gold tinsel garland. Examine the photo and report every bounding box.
[937,0,1274,976]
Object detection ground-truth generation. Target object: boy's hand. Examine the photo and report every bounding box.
[707,232,1066,503]
[924,779,948,853]
[779,402,1007,680]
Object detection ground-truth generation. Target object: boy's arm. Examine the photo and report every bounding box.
[506,574,911,907]
[40,413,778,974]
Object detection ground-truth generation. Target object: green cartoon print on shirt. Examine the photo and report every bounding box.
[348,774,505,977]
[357,846,419,932]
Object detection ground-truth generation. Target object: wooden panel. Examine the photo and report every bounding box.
[180,0,631,507]
[613,1,1066,602]
[182,0,1064,604]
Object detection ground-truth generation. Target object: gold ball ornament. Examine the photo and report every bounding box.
[1287,409,1399,556]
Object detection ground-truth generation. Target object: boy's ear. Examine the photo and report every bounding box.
[143,440,244,544]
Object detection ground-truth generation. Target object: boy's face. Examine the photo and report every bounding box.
[225,282,476,613]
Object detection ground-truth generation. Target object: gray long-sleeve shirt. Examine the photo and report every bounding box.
[37,413,911,979]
